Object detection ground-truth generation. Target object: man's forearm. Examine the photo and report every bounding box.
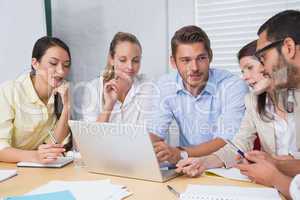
[272,172,292,199]
[276,160,300,177]
[185,138,226,157]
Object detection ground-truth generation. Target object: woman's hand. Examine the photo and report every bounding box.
[54,81,70,112]
[175,157,207,177]
[103,79,118,110]
[114,69,134,94]
[102,69,134,110]
[34,143,65,164]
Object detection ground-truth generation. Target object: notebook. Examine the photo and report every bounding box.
[180,185,281,200]
[0,169,17,182]
[4,190,75,200]
[205,167,250,182]
[17,157,73,168]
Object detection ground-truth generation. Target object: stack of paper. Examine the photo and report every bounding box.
[27,179,131,200]
[205,167,250,182]
[180,185,281,200]
[0,169,17,182]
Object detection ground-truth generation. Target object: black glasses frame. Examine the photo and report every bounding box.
[254,39,284,64]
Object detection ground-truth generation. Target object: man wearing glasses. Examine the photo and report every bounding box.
[149,25,248,165]
[236,10,300,199]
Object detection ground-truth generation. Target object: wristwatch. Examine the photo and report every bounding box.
[177,146,189,160]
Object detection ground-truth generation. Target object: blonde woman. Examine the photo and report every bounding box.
[77,32,153,124]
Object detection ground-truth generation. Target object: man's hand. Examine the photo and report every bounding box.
[235,150,277,165]
[236,151,293,199]
[153,140,180,164]
[235,151,281,186]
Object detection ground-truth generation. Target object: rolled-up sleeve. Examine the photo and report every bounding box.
[0,83,15,150]
[290,174,300,200]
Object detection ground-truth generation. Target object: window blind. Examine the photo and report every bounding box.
[195,0,300,74]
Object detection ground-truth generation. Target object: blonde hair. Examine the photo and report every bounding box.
[102,32,142,83]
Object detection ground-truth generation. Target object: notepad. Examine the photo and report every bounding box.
[4,190,75,200]
[17,157,73,168]
[0,169,17,182]
[205,167,250,182]
[180,185,281,200]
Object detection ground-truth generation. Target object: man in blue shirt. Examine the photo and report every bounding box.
[149,25,248,164]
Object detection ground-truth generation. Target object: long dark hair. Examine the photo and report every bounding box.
[31,36,71,77]
[238,40,274,121]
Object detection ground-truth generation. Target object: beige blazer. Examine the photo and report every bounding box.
[214,92,300,168]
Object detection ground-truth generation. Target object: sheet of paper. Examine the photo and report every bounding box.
[205,167,250,182]
[0,169,17,182]
[28,180,131,200]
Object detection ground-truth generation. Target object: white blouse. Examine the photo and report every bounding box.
[266,98,297,156]
[273,113,297,156]
[73,74,155,125]
[290,174,300,200]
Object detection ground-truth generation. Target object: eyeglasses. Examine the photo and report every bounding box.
[254,39,284,65]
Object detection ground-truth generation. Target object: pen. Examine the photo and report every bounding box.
[160,162,177,170]
[167,185,180,198]
[225,139,254,163]
[160,165,177,171]
[48,130,65,157]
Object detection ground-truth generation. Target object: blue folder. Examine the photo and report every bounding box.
[5,190,76,200]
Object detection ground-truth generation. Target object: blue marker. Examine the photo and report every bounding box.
[225,139,254,163]
[160,163,177,170]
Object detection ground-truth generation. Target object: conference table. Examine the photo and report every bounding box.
[0,162,285,199]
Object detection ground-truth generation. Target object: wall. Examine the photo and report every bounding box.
[0,0,46,83]
[51,0,195,82]
[52,0,168,82]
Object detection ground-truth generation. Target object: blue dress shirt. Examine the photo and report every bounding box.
[148,68,249,147]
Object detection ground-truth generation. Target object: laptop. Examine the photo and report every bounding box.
[68,120,179,182]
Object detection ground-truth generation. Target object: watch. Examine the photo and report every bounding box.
[180,150,188,160]
[177,146,189,160]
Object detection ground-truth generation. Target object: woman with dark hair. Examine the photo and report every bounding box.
[0,36,71,163]
[77,32,153,124]
[176,40,300,177]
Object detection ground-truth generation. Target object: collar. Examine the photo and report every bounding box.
[23,74,40,104]
[175,69,216,96]
[22,73,54,105]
